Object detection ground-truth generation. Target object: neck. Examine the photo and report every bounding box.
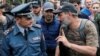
[33,12,40,16]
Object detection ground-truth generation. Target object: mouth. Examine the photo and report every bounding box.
[46,19,51,22]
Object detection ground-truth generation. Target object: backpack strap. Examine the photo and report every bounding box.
[77,19,88,43]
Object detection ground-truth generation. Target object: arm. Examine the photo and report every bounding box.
[56,29,97,56]
[67,43,97,56]
[40,34,47,56]
[1,38,11,56]
[55,45,60,56]
[85,20,99,47]
[57,35,97,56]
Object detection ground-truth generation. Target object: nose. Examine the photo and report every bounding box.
[47,12,53,15]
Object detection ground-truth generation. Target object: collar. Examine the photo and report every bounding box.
[14,24,25,36]
[13,24,35,36]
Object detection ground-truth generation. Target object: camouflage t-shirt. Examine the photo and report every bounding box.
[64,20,99,56]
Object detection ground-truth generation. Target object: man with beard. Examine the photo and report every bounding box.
[0,5,8,56]
[38,2,60,56]
[31,1,42,23]
[0,4,15,56]
[55,3,99,56]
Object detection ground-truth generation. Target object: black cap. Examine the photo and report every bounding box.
[11,3,32,19]
[31,1,41,7]
[54,3,78,15]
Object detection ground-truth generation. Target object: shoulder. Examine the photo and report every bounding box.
[32,24,41,29]
[84,20,95,29]
[3,26,14,36]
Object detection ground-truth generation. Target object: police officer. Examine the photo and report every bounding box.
[1,3,47,56]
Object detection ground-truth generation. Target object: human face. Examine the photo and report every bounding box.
[43,9,54,23]
[73,3,81,12]
[85,0,92,8]
[0,8,5,14]
[17,16,33,28]
[92,3,100,12]
[32,6,41,15]
[58,12,71,25]
[58,12,65,21]
[50,0,57,4]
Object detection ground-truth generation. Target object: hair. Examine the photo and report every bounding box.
[92,2,100,7]
[63,11,78,17]
[69,0,81,5]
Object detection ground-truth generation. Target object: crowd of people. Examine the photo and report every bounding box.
[0,0,100,56]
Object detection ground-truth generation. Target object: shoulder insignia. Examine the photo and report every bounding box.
[3,26,14,36]
[32,24,41,28]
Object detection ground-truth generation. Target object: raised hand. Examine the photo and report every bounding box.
[56,29,71,47]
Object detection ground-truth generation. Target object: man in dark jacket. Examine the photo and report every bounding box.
[38,2,60,56]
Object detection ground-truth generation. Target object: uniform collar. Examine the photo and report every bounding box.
[13,24,21,35]
[13,24,25,36]
[14,24,35,36]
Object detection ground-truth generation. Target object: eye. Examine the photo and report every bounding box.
[25,16,32,20]
[74,5,77,7]
[96,7,99,9]
[93,7,95,9]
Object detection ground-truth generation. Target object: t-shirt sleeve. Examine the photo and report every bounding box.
[85,20,99,47]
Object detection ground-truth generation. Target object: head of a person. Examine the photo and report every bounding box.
[54,3,78,25]
[85,0,93,8]
[92,2,100,13]
[11,3,33,28]
[31,1,41,15]
[69,0,81,12]
[43,2,54,23]
[0,4,6,14]
[50,0,57,4]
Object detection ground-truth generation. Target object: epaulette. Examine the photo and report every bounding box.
[3,26,14,36]
[32,24,41,29]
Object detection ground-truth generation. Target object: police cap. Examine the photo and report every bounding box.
[11,3,32,19]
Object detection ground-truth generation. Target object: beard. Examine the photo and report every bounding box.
[0,15,7,25]
[45,15,53,23]
[62,18,71,26]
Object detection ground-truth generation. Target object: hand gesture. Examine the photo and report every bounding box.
[56,29,71,47]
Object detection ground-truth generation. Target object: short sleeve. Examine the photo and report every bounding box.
[85,20,99,47]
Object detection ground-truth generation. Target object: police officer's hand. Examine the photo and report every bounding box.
[56,29,71,47]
